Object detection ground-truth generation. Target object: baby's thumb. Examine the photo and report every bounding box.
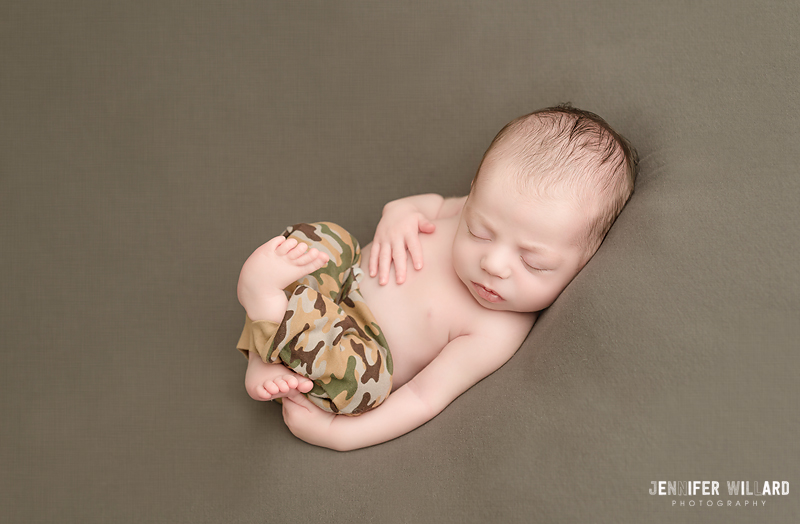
[282,395,301,417]
[418,218,436,234]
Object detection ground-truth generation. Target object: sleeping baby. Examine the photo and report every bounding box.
[235,104,638,451]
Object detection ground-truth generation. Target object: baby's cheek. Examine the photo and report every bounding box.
[450,241,469,278]
[538,281,566,310]
[450,238,462,262]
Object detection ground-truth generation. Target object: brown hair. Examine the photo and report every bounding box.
[474,103,639,253]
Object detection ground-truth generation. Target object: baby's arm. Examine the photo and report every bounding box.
[282,321,526,451]
[370,194,467,284]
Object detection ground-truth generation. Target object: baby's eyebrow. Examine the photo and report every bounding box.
[520,242,563,267]
[465,210,492,230]
[519,241,552,255]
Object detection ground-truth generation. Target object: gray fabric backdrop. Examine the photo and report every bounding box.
[2,1,798,523]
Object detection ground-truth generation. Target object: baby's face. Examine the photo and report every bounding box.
[452,173,590,313]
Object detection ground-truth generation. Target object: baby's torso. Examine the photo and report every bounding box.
[358,216,520,390]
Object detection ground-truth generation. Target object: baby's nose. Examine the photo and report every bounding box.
[480,252,511,279]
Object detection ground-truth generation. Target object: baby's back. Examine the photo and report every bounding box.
[358,216,514,389]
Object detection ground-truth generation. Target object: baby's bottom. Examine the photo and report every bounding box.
[237,222,393,416]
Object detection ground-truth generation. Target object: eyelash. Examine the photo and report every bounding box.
[521,258,546,272]
[467,226,490,241]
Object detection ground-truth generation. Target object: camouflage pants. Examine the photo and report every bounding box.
[237,222,393,416]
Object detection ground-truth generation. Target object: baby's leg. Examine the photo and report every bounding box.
[237,235,329,324]
[256,222,392,415]
[237,235,329,400]
[245,350,314,401]
[236,222,390,414]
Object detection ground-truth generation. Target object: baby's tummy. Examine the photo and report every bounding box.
[358,243,448,389]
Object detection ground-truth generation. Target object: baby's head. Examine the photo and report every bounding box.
[452,104,638,313]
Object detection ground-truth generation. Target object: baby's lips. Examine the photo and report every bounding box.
[472,281,504,302]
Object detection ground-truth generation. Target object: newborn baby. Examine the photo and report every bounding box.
[236,104,638,451]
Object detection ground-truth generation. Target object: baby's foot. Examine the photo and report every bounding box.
[237,235,329,322]
[245,356,314,401]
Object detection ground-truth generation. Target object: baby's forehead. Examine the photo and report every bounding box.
[473,165,590,207]
[470,173,595,230]
[470,175,590,219]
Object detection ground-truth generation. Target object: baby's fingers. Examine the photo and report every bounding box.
[418,218,436,234]
[369,242,381,277]
[282,394,310,420]
[378,243,393,285]
[392,239,408,284]
[406,233,424,272]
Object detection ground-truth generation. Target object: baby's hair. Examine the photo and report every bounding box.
[475,103,639,254]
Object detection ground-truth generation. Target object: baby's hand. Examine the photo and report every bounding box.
[282,392,337,448]
[369,204,436,285]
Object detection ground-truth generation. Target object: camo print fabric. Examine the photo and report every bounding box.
[238,222,393,416]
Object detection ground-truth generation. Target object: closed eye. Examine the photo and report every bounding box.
[467,226,490,241]
[522,257,547,272]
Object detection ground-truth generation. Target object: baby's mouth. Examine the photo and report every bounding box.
[472,282,504,303]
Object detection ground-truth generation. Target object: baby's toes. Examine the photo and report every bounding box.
[274,237,298,256]
[273,377,292,393]
[264,380,282,396]
[281,374,299,389]
[263,235,287,251]
[250,384,272,400]
[291,248,326,268]
[312,250,330,268]
[285,242,309,260]
[314,252,330,268]
[297,378,314,393]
